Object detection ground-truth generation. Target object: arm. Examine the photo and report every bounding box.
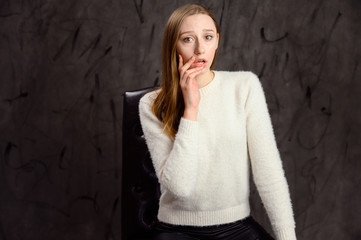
[138,55,204,198]
[139,97,200,199]
[245,73,297,240]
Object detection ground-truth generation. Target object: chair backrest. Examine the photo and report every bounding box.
[121,86,160,240]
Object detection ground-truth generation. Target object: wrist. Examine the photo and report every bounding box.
[183,107,198,121]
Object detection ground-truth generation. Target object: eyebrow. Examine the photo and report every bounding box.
[179,29,215,36]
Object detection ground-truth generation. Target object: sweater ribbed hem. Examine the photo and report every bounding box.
[158,202,250,226]
[274,226,297,240]
[177,117,199,137]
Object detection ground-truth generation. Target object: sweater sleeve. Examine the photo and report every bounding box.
[245,73,297,240]
[139,94,200,199]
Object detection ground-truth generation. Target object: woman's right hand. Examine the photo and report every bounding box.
[178,55,204,121]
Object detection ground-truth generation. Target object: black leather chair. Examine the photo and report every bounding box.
[122,87,160,240]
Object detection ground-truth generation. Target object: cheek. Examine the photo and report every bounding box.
[209,42,218,52]
[207,44,217,57]
[177,47,193,61]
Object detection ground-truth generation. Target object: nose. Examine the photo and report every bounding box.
[194,39,205,55]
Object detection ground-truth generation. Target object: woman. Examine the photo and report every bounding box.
[139,3,297,240]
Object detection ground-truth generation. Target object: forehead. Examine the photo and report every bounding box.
[180,14,216,32]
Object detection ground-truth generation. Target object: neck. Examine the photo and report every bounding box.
[195,70,214,88]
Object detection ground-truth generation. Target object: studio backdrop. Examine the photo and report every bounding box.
[0,0,360,239]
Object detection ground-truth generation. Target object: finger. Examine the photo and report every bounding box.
[187,68,203,83]
[180,65,200,81]
[179,56,196,75]
[183,67,204,86]
[180,67,203,85]
[178,54,183,70]
[184,66,203,77]
[182,56,196,70]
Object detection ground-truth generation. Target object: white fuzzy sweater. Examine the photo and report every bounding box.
[139,71,296,240]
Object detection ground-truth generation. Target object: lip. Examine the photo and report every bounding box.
[192,58,207,68]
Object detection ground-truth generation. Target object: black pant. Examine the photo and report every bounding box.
[152,216,275,240]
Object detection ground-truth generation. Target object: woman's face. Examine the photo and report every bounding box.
[176,14,219,73]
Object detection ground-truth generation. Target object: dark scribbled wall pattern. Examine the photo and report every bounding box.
[0,0,360,239]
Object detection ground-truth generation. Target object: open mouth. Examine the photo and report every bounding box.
[194,59,206,65]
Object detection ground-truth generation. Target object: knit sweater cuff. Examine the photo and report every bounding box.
[177,117,199,138]
[274,227,297,240]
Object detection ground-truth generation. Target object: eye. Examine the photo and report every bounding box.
[183,37,193,43]
[205,35,213,40]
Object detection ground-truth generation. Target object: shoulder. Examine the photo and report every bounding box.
[214,70,259,86]
[138,88,161,120]
[139,88,161,106]
[138,88,162,127]
[214,70,262,94]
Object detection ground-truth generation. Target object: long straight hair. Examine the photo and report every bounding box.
[152,3,220,139]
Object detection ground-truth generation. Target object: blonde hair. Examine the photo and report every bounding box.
[152,3,220,138]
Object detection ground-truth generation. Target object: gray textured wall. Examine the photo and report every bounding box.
[0,0,360,239]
